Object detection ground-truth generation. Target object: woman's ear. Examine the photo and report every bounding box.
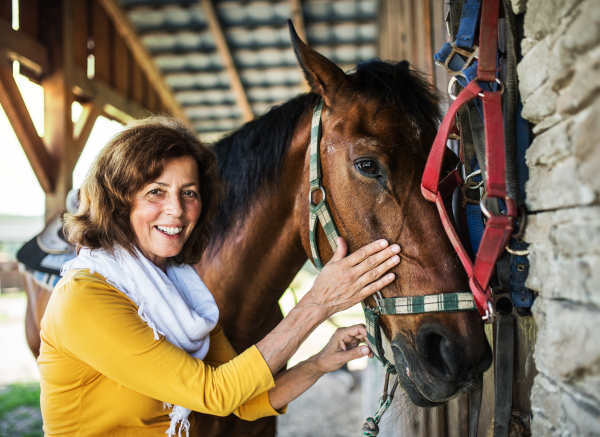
[288,20,349,107]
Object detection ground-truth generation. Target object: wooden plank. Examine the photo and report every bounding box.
[73,0,89,71]
[513,315,537,414]
[140,72,149,109]
[413,0,433,77]
[0,0,10,22]
[112,27,129,95]
[147,87,157,113]
[92,0,111,84]
[18,0,41,81]
[0,17,49,76]
[131,61,144,106]
[73,103,102,155]
[430,0,453,109]
[200,0,253,121]
[0,58,54,192]
[97,0,190,122]
[72,67,147,122]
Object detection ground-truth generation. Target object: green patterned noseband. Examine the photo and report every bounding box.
[307,100,478,374]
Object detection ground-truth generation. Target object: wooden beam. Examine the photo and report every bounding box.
[73,103,102,155]
[200,0,253,122]
[0,18,49,77]
[0,58,54,192]
[72,68,147,123]
[97,0,190,123]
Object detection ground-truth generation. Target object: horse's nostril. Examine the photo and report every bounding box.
[420,330,462,381]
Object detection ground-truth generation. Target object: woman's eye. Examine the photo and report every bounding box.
[183,190,198,198]
[356,161,381,176]
[148,189,162,196]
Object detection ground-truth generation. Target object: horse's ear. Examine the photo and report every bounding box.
[288,19,348,106]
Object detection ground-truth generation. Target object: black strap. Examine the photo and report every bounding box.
[469,373,484,437]
[493,314,515,437]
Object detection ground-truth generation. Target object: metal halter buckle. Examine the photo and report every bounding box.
[435,42,479,77]
[448,77,505,100]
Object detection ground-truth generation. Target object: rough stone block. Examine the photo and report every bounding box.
[522,82,558,123]
[557,47,600,115]
[559,0,600,56]
[517,38,552,101]
[521,37,538,56]
[525,156,595,210]
[523,0,582,41]
[526,118,573,167]
[574,98,600,195]
[510,0,528,15]
[532,297,600,383]
[531,373,600,437]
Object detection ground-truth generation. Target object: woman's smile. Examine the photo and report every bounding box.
[130,156,202,270]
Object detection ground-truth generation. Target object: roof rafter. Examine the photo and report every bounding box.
[200,0,254,122]
[98,0,191,123]
[0,58,54,192]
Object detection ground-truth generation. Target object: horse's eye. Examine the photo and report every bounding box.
[356,160,381,176]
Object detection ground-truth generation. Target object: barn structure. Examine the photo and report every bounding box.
[1,0,598,436]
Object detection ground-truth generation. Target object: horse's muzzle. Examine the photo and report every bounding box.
[391,323,492,407]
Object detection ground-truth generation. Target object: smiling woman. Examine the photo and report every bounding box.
[130,156,203,270]
[38,116,401,436]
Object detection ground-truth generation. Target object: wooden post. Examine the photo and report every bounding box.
[200,0,253,122]
[41,0,76,219]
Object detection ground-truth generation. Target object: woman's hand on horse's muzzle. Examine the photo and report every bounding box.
[313,324,373,374]
[305,237,400,318]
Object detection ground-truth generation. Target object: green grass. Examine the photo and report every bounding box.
[0,383,40,414]
[0,383,43,437]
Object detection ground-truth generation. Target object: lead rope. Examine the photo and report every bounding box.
[361,371,399,436]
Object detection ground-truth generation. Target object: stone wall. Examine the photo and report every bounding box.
[515,0,600,435]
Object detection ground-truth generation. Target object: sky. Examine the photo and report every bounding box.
[0,63,124,217]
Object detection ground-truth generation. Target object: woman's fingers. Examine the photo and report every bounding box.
[330,237,349,263]
[358,272,396,300]
[343,239,390,267]
[356,252,400,290]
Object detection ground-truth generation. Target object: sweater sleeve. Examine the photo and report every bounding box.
[48,270,278,419]
[203,324,285,419]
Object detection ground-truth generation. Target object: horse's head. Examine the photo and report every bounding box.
[290,23,492,407]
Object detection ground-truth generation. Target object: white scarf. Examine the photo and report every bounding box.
[61,246,219,436]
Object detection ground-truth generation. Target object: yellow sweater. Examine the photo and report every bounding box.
[39,269,280,436]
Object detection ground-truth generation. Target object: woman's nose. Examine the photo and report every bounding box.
[166,194,184,216]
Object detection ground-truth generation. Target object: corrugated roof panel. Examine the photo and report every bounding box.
[143,23,376,54]
[185,105,241,119]
[155,53,223,72]
[165,71,229,90]
[121,0,379,135]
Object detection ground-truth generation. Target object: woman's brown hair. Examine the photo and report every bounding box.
[64,116,223,265]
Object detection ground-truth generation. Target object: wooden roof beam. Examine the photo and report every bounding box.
[0,58,54,192]
[98,0,191,124]
[73,103,102,156]
[200,0,253,122]
[0,18,49,77]
[71,68,147,123]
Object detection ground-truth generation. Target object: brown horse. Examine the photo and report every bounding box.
[193,24,491,436]
[22,23,491,437]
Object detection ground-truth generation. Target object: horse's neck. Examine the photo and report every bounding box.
[196,121,312,352]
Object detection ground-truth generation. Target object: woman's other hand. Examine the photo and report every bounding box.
[304,238,400,318]
[313,324,373,374]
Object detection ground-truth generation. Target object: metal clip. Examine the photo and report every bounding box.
[435,42,479,77]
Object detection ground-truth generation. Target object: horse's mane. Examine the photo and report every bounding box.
[210,59,441,242]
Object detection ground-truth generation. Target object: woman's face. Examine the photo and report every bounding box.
[130,156,202,270]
